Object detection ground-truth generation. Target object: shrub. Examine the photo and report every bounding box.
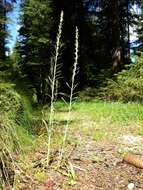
[102,52,143,102]
[0,83,21,117]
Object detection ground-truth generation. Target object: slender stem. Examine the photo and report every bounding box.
[47,11,64,165]
[59,27,79,163]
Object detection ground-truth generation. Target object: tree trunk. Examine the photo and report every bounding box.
[112,47,122,73]
[110,0,123,73]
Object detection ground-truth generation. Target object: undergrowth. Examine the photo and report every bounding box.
[102,53,143,102]
[0,81,34,188]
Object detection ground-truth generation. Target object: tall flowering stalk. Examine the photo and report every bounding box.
[47,11,64,165]
[59,26,79,163]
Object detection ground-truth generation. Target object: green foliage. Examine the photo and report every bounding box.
[102,53,143,102]
[18,0,53,103]
[137,1,143,51]
[0,0,16,60]
[0,81,33,122]
[16,0,142,98]
[1,0,143,99]
[0,81,34,149]
[0,83,21,115]
[78,87,98,101]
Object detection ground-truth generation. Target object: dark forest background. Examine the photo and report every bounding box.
[0,0,143,103]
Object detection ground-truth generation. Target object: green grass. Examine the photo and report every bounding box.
[53,100,143,142]
[55,100,143,123]
[72,101,143,122]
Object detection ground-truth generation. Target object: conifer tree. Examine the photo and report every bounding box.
[18,0,52,102]
[0,0,16,62]
[17,0,142,101]
[138,0,143,50]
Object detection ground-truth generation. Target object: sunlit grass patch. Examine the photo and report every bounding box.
[54,100,143,142]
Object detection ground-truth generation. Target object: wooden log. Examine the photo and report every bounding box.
[123,154,143,169]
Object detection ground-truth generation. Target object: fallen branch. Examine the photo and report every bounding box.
[123,154,143,169]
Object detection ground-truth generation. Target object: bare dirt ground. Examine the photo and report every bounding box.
[16,133,143,190]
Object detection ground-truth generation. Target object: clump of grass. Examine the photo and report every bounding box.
[0,81,35,188]
[0,82,21,118]
[0,115,19,189]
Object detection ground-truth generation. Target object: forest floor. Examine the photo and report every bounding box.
[6,101,143,189]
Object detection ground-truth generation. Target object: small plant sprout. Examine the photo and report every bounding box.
[67,161,76,186]
[59,26,79,163]
[46,11,64,166]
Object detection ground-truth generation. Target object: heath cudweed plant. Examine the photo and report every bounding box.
[46,11,64,166]
[59,26,79,163]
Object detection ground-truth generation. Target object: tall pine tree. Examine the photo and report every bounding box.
[0,0,16,63]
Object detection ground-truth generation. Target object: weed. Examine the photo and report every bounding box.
[59,26,79,163]
[46,11,64,165]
